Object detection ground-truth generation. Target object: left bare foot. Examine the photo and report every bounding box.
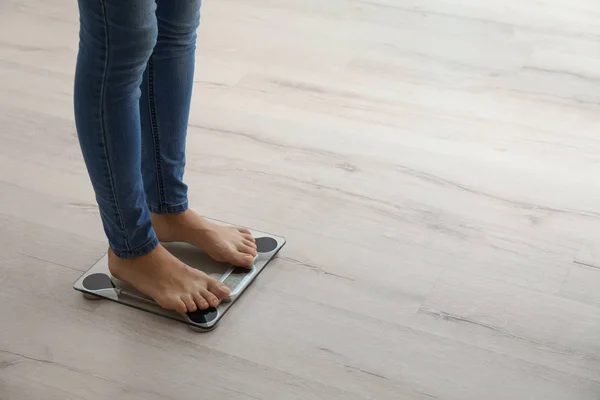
[151,209,257,267]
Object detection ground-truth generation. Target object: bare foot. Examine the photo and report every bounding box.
[151,209,257,267]
[108,244,231,313]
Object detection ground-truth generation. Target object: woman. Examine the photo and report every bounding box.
[74,0,257,313]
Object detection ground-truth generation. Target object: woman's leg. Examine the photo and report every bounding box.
[140,0,258,266]
[74,0,158,259]
[74,0,230,313]
[139,0,197,215]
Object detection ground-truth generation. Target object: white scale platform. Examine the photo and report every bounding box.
[73,221,285,332]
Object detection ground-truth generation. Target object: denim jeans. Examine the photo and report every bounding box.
[74,0,201,258]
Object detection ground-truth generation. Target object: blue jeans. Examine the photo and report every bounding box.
[74,0,201,258]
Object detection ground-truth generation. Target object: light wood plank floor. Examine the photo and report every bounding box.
[2,0,600,398]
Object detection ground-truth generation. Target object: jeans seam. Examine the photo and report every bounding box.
[98,0,130,252]
[146,58,165,207]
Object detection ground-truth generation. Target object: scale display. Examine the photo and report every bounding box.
[223,267,251,291]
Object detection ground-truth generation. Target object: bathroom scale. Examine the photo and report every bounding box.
[73,221,285,332]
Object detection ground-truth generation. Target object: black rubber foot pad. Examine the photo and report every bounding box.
[82,273,114,291]
[187,307,219,324]
[256,237,278,253]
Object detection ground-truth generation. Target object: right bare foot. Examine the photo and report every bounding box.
[108,244,230,313]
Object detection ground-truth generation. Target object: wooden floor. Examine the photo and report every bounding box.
[2,0,600,398]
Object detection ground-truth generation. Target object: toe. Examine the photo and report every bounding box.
[156,294,188,313]
[238,243,258,257]
[238,239,257,254]
[181,294,197,312]
[200,287,220,307]
[232,252,254,267]
[243,239,257,249]
[192,292,209,310]
[207,279,231,299]
[238,227,253,236]
[163,298,188,314]
[242,233,256,243]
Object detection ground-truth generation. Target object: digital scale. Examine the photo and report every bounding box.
[73,222,285,332]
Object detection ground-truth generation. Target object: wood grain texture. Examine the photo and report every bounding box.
[2,0,600,398]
